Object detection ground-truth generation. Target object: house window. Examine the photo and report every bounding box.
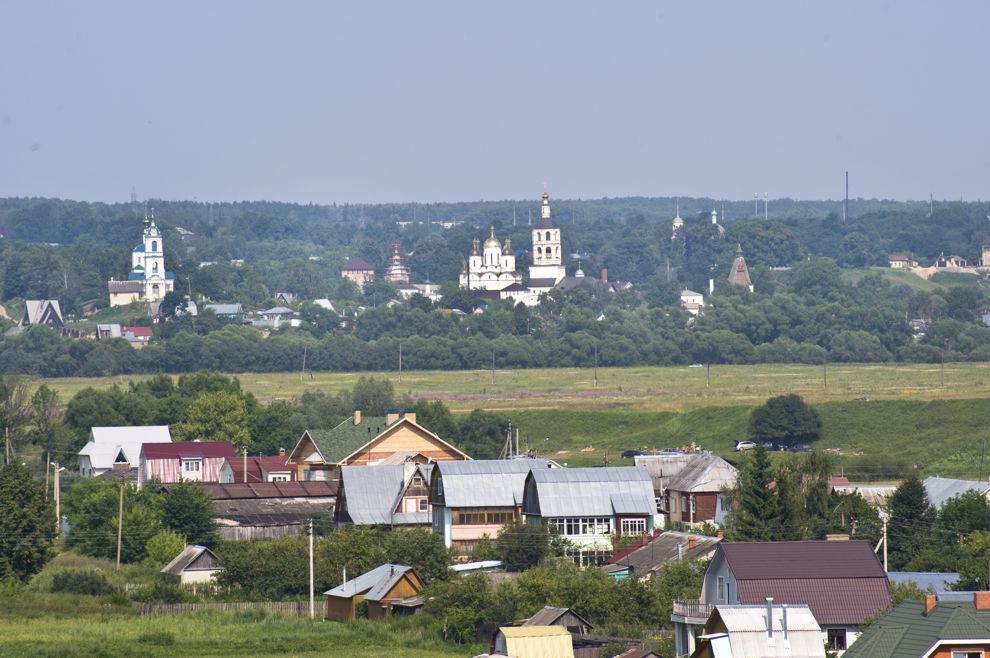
[551,517,611,536]
[183,459,201,473]
[717,576,725,602]
[670,496,678,515]
[951,652,983,658]
[620,518,646,535]
[268,474,289,482]
[419,498,428,512]
[655,496,663,513]
[437,479,443,496]
[826,628,847,651]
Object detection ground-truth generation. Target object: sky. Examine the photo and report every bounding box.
[1,1,988,205]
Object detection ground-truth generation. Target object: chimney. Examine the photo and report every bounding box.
[403,408,416,424]
[386,408,400,425]
[688,535,697,550]
[924,593,937,616]
[765,597,774,638]
[974,592,990,610]
[600,268,608,283]
[353,409,362,425]
[781,605,788,640]
[825,533,850,541]
[279,447,285,457]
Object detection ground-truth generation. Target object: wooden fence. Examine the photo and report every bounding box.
[134,601,315,617]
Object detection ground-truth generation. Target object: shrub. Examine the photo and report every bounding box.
[51,570,115,596]
[145,530,186,568]
[129,582,197,604]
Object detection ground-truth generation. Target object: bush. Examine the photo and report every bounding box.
[145,530,186,568]
[50,570,115,596]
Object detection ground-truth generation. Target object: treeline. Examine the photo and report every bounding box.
[0,195,988,315]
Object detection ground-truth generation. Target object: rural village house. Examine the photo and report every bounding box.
[844,592,990,658]
[672,540,891,656]
[202,480,337,541]
[635,453,737,528]
[335,462,433,528]
[160,544,224,586]
[522,466,657,567]
[288,408,469,482]
[604,530,722,580]
[324,563,424,621]
[78,425,172,478]
[220,454,296,484]
[429,458,551,555]
[138,440,235,486]
[689,603,825,658]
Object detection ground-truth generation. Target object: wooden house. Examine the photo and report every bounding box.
[202,480,337,541]
[160,545,223,585]
[521,606,593,636]
[288,408,469,482]
[324,564,424,621]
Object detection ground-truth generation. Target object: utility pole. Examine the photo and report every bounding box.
[45,451,50,499]
[309,519,315,620]
[593,343,598,388]
[301,344,307,382]
[243,447,248,483]
[882,517,888,572]
[51,461,63,535]
[823,358,828,390]
[116,481,124,570]
[706,363,711,388]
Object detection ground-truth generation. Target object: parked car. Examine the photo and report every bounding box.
[622,449,646,458]
[659,448,681,455]
[734,440,757,452]
[788,444,812,452]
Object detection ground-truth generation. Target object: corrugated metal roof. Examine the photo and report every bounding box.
[736,577,891,626]
[662,454,738,493]
[720,540,887,580]
[499,626,571,638]
[340,465,405,525]
[695,605,825,658]
[79,426,173,470]
[606,531,722,574]
[143,441,235,460]
[437,459,550,508]
[160,545,220,576]
[324,563,413,599]
[924,475,990,510]
[525,467,655,518]
[887,571,960,592]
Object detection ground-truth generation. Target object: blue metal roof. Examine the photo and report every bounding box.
[127,271,145,281]
[165,272,175,280]
[133,244,145,252]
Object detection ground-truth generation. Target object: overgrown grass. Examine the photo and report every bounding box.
[0,604,478,657]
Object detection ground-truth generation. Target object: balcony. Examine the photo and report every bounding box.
[671,600,713,623]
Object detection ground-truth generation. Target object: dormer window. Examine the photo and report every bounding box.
[183,459,201,473]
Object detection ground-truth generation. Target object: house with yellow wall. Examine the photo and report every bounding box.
[287,408,470,482]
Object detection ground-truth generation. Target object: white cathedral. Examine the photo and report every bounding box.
[459,191,568,306]
[108,210,175,308]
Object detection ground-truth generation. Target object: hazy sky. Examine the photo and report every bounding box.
[1,1,987,204]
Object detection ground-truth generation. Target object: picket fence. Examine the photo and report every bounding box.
[134,601,314,617]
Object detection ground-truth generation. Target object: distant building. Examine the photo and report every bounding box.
[138,441,236,486]
[690,604,826,658]
[383,245,411,284]
[680,290,704,316]
[77,426,172,478]
[324,563,424,621]
[12,299,65,334]
[341,257,376,290]
[727,244,753,292]
[160,545,223,586]
[108,210,175,308]
[983,237,990,267]
[887,253,914,269]
[459,226,523,292]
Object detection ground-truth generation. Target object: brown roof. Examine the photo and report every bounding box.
[201,481,338,499]
[720,540,890,625]
[614,648,662,658]
[342,257,375,271]
[727,244,753,289]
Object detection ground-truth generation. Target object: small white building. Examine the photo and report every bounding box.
[161,545,223,585]
[77,426,172,477]
[680,290,705,316]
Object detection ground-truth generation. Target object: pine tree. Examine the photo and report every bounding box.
[0,464,55,580]
[730,446,783,541]
[887,474,935,569]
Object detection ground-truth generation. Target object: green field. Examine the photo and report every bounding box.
[0,597,473,657]
[32,363,990,478]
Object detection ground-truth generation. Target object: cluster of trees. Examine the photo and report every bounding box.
[57,372,511,462]
[886,478,990,589]
[0,464,55,581]
[728,446,882,544]
[62,478,217,564]
[748,394,822,449]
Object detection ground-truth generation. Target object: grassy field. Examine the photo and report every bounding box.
[34,362,990,413]
[0,597,474,657]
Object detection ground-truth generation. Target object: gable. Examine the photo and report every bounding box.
[288,432,325,463]
[340,419,469,465]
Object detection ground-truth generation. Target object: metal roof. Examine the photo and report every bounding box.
[524,467,655,518]
[699,605,825,658]
[160,545,221,576]
[436,459,550,508]
[605,530,722,574]
[324,563,415,600]
[924,475,990,510]
[79,426,172,471]
[340,465,405,525]
[844,599,990,658]
[888,571,961,593]
[663,454,738,493]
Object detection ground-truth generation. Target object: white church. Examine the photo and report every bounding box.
[459,191,569,306]
[108,210,175,309]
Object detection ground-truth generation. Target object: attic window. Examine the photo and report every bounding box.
[114,450,128,464]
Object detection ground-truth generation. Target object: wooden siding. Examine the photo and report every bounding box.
[343,425,464,466]
[326,594,361,621]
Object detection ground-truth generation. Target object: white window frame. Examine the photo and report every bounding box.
[268,473,290,482]
[951,651,984,658]
[182,459,201,473]
[620,518,647,535]
[418,498,429,512]
[717,576,725,602]
[670,496,678,514]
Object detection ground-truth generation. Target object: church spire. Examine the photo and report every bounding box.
[541,189,551,222]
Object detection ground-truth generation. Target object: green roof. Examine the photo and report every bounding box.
[845,600,990,658]
[305,416,395,464]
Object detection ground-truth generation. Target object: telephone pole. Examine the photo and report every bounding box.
[309,520,315,619]
[116,481,125,570]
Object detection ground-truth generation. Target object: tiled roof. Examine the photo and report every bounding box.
[720,540,887,580]
[201,481,337,499]
[303,416,392,464]
[226,455,294,484]
[844,599,990,658]
[143,441,236,460]
[342,257,375,271]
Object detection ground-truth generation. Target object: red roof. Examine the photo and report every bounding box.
[342,257,375,271]
[142,441,236,460]
[200,481,337,499]
[122,326,153,337]
[227,455,295,484]
[888,254,909,261]
[719,540,890,625]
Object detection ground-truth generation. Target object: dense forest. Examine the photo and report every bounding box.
[0,195,989,375]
